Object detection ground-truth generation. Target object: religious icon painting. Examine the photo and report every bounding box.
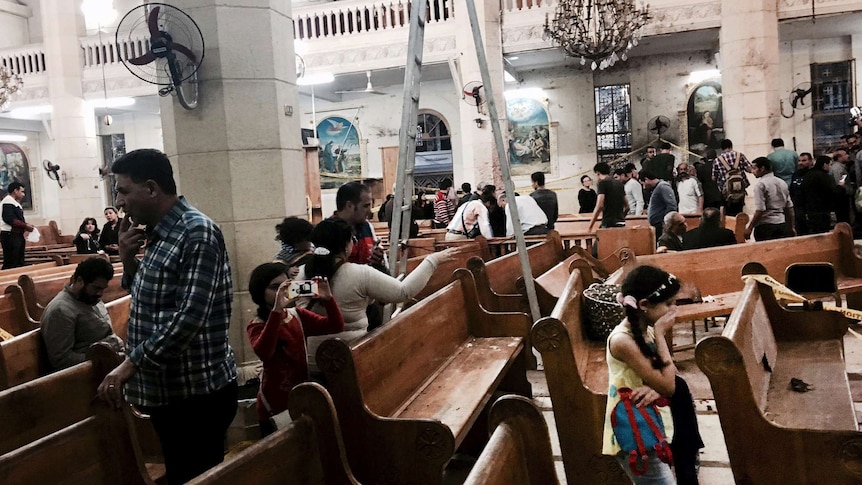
[506,97,551,176]
[687,81,724,155]
[0,142,34,210]
[316,116,363,190]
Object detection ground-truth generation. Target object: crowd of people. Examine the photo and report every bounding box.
[17,122,862,484]
[581,130,862,254]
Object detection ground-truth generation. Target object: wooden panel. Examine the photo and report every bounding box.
[107,295,132,342]
[596,226,655,266]
[0,329,49,391]
[381,146,399,200]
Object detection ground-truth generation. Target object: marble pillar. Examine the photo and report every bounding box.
[41,0,103,233]
[853,35,862,114]
[455,0,506,189]
[719,0,780,158]
[164,0,303,363]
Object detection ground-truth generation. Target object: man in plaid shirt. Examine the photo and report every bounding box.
[97,149,237,484]
[711,138,753,216]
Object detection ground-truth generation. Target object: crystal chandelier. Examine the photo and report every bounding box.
[0,66,23,111]
[544,0,650,71]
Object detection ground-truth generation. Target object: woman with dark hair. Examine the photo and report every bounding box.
[297,218,456,374]
[246,262,344,438]
[603,265,703,484]
[73,217,101,254]
[98,206,122,255]
[274,217,315,268]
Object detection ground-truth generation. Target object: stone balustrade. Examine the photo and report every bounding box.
[1,0,861,105]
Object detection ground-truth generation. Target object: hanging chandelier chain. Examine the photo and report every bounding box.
[544,0,650,70]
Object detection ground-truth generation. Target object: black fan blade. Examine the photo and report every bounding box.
[147,6,161,38]
[128,52,156,65]
[171,42,197,63]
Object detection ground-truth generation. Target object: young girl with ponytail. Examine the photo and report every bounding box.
[602,265,703,484]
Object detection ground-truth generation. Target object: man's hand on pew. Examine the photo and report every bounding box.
[97,357,137,409]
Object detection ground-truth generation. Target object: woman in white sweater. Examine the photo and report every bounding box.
[298,218,456,373]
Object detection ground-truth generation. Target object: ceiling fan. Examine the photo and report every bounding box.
[336,71,386,96]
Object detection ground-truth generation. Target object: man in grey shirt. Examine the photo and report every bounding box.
[746,157,794,241]
[41,256,123,370]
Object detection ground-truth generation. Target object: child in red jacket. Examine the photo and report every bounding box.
[247,262,344,437]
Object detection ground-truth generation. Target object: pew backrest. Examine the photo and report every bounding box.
[482,231,565,295]
[0,329,49,391]
[463,395,558,485]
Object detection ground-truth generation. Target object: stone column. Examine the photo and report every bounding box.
[164,0,303,364]
[719,0,780,158]
[455,0,506,189]
[41,0,103,233]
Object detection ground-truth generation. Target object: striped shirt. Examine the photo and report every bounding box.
[124,197,237,407]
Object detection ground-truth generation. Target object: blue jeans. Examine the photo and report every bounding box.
[615,451,677,484]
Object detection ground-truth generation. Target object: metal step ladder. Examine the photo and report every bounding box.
[387,0,540,323]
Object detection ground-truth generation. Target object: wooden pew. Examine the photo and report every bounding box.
[530,269,630,484]
[0,343,121,455]
[463,395,559,485]
[695,278,862,484]
[16,269,127,323]
[465,231,567,315]
[0,261,59,281]
[0,295,131,391]
[400,238,491,309]
[190,383,358,485]
[0,286,33,337]
[533,253,584,316]
[595,225,655,273]
[0,329,49,391]
[606,223,862,320]
[316,270,532,484]
[0,402,156,485]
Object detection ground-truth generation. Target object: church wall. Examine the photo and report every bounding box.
[778,35,855,156]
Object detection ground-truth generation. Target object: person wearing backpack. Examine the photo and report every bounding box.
[712,139,753,216]
[603,265,703,484]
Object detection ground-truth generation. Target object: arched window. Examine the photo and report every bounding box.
[416,112,451,152]
[415,111,452,188]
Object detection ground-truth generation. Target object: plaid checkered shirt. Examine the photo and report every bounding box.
[124,197,237,407]
[711,150,752,192]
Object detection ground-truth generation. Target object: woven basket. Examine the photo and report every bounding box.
[583,283,624,341]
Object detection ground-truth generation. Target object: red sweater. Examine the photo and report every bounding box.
[247,298,344,421]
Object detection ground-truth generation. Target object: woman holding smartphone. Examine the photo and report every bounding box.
[246,262,344,437]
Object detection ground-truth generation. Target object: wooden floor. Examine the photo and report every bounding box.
[522,318,862,484]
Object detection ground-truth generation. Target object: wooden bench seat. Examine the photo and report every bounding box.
[0,405,156,485]
[534,253,583,315]
[695,278,861,484]
[531,269,629,484]
[189,383,357,485]
[606,223,862,321]
[317,269,532,484]
[462,395,558,485]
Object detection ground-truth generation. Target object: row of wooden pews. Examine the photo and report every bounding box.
[0,343,164,484]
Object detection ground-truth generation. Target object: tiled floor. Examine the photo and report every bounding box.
[529,319,862,484]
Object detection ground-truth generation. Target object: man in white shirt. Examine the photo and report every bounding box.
[676,162,703,214]
[445,193,496,241]
[618,163,645,215]
[500,192,549,237]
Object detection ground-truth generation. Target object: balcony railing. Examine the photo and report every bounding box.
[81,32,150,69]
[294,0,453,40]
[0,44,47,76]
